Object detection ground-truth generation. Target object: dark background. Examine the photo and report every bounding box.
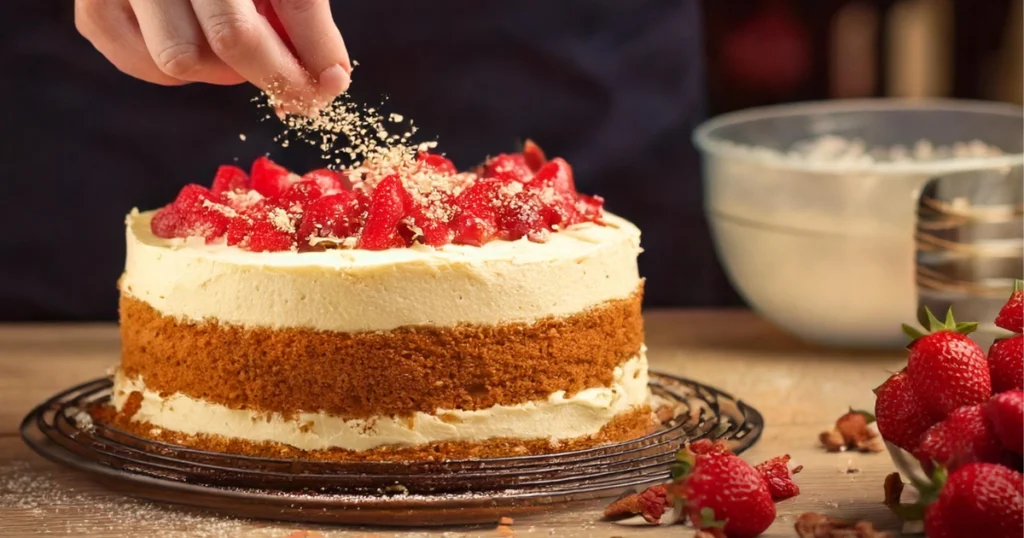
[0,0,1019,321]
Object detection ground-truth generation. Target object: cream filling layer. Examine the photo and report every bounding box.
[121,210,642,332]
[112,352,650,451]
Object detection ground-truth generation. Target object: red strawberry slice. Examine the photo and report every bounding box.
[296,191,363,248]
[924,463,1023,538]
[903,308,992,418]
[995,280,1024,334]
[451,178,501,246]
[575,194,605,222]
[210,165,250,196]
[225,216,253,247]
[989,335,1024,394]
[250,156,294,198]
[247,217,294,252]
[150,206,183,238]
[874,370,940,453]
[416,152,458,175]
[483,154,533,182]
[152,184,233,242]
[357,175,408,250]
[915,404,1010,472]
[279,180,324,208]
[302,168,349,193]
[495,191,547,241]
[531,158,575,192]
[522,139,547,172]
[986,390,1024,456]
[755,454,802,501]
[668,443,776,538]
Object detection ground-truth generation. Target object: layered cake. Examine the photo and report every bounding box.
[110,142,652,461]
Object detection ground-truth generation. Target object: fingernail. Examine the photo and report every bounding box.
[318,64,351,98]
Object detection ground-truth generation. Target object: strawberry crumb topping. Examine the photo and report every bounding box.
[150,141,605,252]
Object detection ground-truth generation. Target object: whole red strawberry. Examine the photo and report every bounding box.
[668,442,775,538]
[903,307,991,418]
[994,280,1023,334]
[924,463,1023,538]
[754,454,801,501]
[915,404,1009,472]
[874,370,940,452]
[989,335,1024,394]
[986,390,1024,456]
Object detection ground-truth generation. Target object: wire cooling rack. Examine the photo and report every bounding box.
[21,371,763,525]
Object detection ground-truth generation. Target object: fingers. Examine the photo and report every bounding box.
[75,0,187,86]
[269,0,352,97]
[191,0,322,112]
[128,0,245,85]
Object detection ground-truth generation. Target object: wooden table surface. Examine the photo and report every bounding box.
[0,310,912,537]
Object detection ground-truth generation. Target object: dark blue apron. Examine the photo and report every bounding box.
[0,0,739,320]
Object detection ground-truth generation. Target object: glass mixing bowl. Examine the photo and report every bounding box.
[693,99,1023,349]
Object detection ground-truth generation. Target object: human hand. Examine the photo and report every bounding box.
[75,0,351,112]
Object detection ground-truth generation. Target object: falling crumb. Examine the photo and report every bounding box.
[389,113,404,123]
[239,133,247,141]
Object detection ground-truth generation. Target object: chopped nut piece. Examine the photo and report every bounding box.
[836,410,872,444]
[694,528,727,538]
[498,516,514,525]
[820,429,846,452]
[795,513,892,537]
[496,524,515,536]
[855,435,885,453]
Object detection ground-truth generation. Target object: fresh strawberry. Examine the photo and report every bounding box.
[986,390,1024,456]
[416,152,458,175]
[531,157,575,192]
[296,191,363,248]
[668,443,776,538]
[150,206,183,238]
[450,178,501,246]
[483,154,533,182]
[915,404,1008,472]
[278,180,324,208]
[496,192,547,241]
[903,307,992,418]
[874,370,940,453]
[924,463,1023,538]
[250,156,294,198]
[357,175,408,250]
[522,139,547,172]
[302,168,348,193]
[246,215,294,252]
[995,280,1024,334]
[210,165,250,196]
[989,335,1024,394]
[755,454,802,501]
[153,184,234,242]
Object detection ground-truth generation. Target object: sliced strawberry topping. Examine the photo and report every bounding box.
[496,192,547,241]
[150,206,183,238]
[296,191,363,248]
[210,165,250,196]
[416,152,458,175]
[247,217,294,252]
[225,216,253,247]
[522,139,547,172]
[358,175,408,250]
[302,168,348,193]
[450,178,501,246]
[483,154,533,182]
[250,156,294,198]
[531,157,575,192]
[152,184,234,242]
[279,180,324,208]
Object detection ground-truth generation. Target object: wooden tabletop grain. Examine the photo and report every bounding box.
[0,310,912,537]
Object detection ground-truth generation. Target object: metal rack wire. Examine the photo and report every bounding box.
[21,372,763,526]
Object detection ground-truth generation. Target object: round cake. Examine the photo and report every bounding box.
[109,144,653,461]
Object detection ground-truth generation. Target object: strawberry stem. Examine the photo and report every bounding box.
[697,507,727,529]
[849,407,876,423]
[1013,279,1023,294]
[905,306,978,345]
